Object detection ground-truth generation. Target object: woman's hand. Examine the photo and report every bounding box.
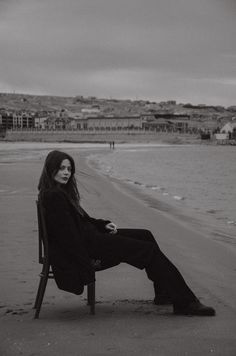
[105,222,117,234]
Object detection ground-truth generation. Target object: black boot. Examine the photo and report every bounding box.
[173,301,215,316]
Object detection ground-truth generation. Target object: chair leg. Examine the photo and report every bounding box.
[87,283,92,305]
[34,274,49,319]
[87,282,95,315]
[33,273,45,309]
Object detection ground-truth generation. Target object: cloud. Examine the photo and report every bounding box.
[0,0,235,105]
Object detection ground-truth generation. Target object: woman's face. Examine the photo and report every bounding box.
[54,159,72,185]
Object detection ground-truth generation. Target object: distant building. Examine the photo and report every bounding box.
[36,114,142,131]
[142,118,173,131]
[220,122,236,139]
[12,111,34,129]
[34,117,48,129]
[84,115,143,130]
[0,111,13,129]
[81,108,101,114]
[167,100,176,105]
[44,116,65,130]
[141,113,190,132]
[69,117,88,130]
[0,110,34,129]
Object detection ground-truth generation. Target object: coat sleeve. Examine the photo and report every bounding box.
[80,206,111,232]
[43,190,95,284]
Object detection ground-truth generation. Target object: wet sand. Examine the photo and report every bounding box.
[0,149,236,356]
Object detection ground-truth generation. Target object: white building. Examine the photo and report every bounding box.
[34,117,48,129]
[220,122,236,134]
[85,115,142,130]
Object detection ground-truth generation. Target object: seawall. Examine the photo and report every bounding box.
[4,130,199,144]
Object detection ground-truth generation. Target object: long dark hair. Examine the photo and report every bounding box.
[38,150,81,207]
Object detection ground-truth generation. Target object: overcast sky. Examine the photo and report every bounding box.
[0,0,235,106]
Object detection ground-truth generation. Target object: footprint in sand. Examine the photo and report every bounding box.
[4,307,29,315]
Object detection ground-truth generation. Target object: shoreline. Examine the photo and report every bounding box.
[0,146,236,355]
[86,148,236,246]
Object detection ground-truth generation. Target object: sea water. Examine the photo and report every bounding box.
[88,144,236,240]
[1,141,235,240]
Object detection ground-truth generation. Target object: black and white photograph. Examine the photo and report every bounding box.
[0,1,236,355]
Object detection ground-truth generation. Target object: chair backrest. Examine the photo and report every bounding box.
[36,198,49,265]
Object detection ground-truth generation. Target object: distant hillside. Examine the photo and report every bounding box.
[0,93,77,112]
[0,92,235,123]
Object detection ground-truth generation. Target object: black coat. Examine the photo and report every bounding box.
[41,188,112,294]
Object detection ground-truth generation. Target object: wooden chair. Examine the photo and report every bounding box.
[33,199,96,319]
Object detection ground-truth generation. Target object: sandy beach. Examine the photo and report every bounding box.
[0,146,236,356]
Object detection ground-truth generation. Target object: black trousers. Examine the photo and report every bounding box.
[88,228,198,307]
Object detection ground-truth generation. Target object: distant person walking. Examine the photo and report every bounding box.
[38,150,215,316]
[109,141,115,149]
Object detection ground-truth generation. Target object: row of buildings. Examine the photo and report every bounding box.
[0,109,194,133]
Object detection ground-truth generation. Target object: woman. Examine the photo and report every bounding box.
[38,150,215,316]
